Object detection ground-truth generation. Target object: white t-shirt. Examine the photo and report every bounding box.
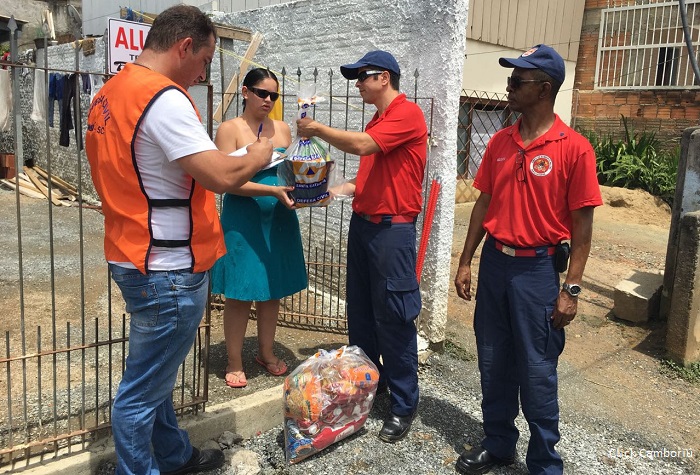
[111,88,218,271]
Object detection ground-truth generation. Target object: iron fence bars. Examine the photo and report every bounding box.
[456,89,517,182]
[0,58,210,472]
[1,50,436,468]
[210,61,433,333]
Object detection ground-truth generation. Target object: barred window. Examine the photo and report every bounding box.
[457,91,517,180]
[596,0,700,89]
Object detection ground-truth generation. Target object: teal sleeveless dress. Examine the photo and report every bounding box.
[211,154,307,301]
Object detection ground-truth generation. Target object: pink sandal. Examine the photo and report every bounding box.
[225,370,247,388]
[255,356,288,376]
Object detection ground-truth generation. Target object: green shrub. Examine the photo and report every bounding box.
[580,116,679,206]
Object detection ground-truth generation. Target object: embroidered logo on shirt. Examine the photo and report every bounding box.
[530,154,553,177]
[496,157,506,162]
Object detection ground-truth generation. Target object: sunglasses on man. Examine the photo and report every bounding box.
[357,70,385,82]
[507,76,549,89]
[248,86,280,101]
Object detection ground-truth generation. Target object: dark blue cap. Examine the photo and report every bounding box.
[499,44,565,85]
[340,50,401,80]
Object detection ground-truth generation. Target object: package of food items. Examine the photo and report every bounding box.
[283,345,379,464]
[278,84,337,207]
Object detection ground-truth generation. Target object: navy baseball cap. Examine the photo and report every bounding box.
[499,44,565,85]
[340,50,401,80]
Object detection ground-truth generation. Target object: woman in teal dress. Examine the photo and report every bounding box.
[211,68,307,388]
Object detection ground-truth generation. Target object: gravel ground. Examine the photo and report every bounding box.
[98,350,697,475]
[7,189,697,475]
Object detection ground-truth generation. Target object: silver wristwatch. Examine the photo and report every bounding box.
[562,283,582,297]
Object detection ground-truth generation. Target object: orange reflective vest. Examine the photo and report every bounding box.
[85,64,225,274]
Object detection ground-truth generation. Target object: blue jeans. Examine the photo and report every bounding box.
[109,264,209,475]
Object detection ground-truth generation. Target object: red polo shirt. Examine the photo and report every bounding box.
[473,115,603,247]
[352,94,428,217]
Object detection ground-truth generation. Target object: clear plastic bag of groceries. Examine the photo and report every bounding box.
[277,84,338,207]
[283,345,379,464]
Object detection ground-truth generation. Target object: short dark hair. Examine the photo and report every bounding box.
[531,69,561,99]
[143,5,217,53]
[388,70,400,91]
[242,68,279,111]
[368,68,400,91]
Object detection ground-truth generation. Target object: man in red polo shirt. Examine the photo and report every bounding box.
[297,50,427,443]
[454,44,602,474]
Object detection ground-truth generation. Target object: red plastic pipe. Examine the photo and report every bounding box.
[416,177,441,283]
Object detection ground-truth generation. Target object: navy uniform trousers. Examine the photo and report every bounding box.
[346,213,421,417]
[475,237,565,475]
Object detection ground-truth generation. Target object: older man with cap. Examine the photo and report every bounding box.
[453,44,602,474]
[297,50,427,443]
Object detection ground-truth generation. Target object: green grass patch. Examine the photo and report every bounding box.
[444,338,476,362]
[659,359,700,384]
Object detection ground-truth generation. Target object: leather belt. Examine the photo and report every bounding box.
[356,212,417,224]
[489,236,556,257]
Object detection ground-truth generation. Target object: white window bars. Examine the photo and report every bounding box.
[596,0,700,89]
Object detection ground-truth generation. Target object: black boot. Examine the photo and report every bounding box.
[455,445,515,475]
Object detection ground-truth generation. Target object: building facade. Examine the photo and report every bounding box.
[573,0,700,148]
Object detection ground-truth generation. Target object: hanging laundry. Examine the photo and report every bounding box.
[59,73,82,149]
[0,69,12,132]
[89,74,102,103]
[48,73,64,128]
[31,69,47,122]
[81,73,90,94]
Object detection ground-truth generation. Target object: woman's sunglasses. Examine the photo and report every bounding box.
[249,86,279,101]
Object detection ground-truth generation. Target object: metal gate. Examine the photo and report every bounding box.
[210,62,435,333]
[457,89,517,182]
[0,32,213,470]
[0,29,434,471]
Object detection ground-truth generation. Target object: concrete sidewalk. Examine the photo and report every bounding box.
[5,385,284,475]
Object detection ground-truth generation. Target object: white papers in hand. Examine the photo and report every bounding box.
[228,144,284,170]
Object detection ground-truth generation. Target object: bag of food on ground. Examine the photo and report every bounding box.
[277,83,338,207]
[283,345,379,464]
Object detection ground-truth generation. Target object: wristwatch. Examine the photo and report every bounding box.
[562,283,582,297]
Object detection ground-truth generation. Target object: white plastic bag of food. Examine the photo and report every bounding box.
[283,345,379,464]
[277,84,338,207]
